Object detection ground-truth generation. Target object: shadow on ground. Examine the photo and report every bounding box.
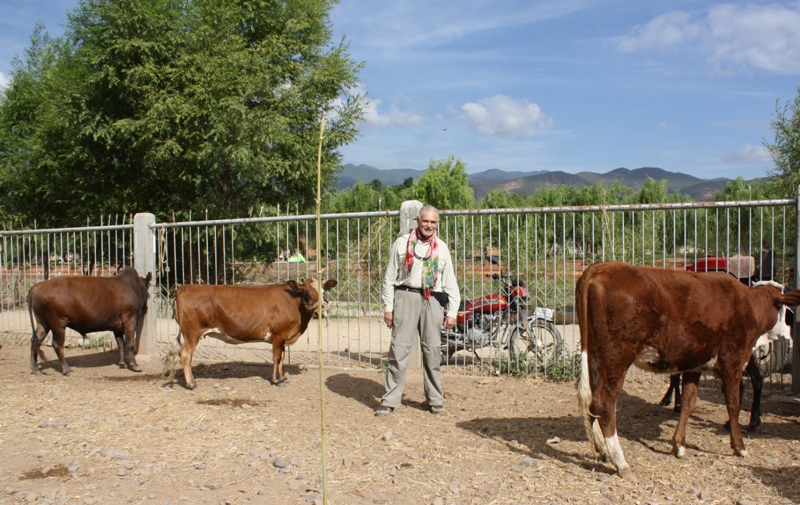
[325,372,385,410]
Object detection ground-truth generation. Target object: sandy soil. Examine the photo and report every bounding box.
[1,342,800,505]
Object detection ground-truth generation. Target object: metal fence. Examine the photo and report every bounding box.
[1,199,797,389]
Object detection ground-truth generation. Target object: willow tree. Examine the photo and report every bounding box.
[766,87,800,199]
[411,156,474,211]
[0,0,364,226]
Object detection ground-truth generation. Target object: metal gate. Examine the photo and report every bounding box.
[1,199,796,388]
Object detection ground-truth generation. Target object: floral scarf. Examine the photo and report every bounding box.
[404,228,439,300]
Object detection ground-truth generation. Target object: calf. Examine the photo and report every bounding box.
[660,354,763,429]
[28,267,152,375]
[576,262,799,480]
[164,278,336,388]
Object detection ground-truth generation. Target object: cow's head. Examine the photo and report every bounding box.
[289,278,338,318]
[752,281,792,349]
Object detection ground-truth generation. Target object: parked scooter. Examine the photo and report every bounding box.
[441,257,563,367]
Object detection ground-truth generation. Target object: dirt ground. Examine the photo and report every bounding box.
[2,343,800,505]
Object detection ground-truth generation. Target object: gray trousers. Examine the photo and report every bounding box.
[381,290,444,408]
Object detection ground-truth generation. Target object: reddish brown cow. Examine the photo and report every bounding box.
[164,278,337,388]
[576,262,800,480]
[28,267,153,375]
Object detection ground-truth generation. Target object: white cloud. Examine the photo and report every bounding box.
[363,97,425,127]
[723,144,772,164]
[613,11,702,53]
[611,3,800,74]
[707,3,800,74]
[460,95,552,138]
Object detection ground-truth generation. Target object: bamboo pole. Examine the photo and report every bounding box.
[315,115,329,504]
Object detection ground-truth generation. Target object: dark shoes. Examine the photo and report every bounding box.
[375,405,394,417]
[376,405,443,416]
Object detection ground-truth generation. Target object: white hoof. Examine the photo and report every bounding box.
[674,445,686,459]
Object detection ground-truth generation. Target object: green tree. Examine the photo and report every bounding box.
[635,178,668,203]
[714,177,772,201]
[410,156,474,210]
[766,86,800,198]
[0,0,364,226]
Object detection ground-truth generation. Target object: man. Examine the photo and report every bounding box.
[377,205,461,416]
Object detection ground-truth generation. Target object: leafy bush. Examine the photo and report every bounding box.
[545,352,582,382]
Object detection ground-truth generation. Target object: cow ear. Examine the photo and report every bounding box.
[287,280,300,291]
[324,280,337,290]
[145,272,153,284]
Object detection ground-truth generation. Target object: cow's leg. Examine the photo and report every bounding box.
[673,371,700,458]
[51,327,72,376]
[720,368,748,457]
[593,370,634,480]
[745,355,763,430]
[659,374,676,406]
[114,331,126,368]
[30,324,50,373]
[178,332,200,389]
[122,318,142,372]
[660,374,682,413]
[272,341,286,386]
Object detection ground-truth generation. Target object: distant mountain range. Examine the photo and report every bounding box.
[335,164,734,202]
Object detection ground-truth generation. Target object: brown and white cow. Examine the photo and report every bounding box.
[163,278,337,388]
[28,267,153,375]
[576,262,800,480]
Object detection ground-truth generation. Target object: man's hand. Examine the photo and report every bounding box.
[384,312,393,328]
[443,316,456,329]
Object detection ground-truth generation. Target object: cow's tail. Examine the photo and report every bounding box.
[161,294,183,381]
[27,286,49,364]
[26,288,37,335]
[575,269,605,458]
[575,274,593,442]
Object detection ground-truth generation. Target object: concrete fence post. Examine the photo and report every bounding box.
[398,201,424,370]
[134,213,157,356]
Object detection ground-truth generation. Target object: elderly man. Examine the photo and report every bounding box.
[376,205,461,416]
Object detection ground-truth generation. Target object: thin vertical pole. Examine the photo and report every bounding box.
[793,186,800,394]
[315,115,328,504]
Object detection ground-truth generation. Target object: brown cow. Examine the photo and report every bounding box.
[576,262,800,480]
[164,278,337,388]
[28,267,153,375]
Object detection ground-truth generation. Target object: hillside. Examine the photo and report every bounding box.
[335,164,734,202]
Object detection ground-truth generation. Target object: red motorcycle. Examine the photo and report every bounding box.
[441,258,563,367]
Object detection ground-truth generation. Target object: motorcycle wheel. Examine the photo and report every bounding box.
[511,319,564,369]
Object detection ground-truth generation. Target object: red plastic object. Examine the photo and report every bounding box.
[685,254,727,272]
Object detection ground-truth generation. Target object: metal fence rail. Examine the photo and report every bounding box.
[0,216,135,350]
[1,200,796,391]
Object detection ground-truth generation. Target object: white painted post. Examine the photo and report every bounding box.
[134,213,157,356]
[398,201,424,370]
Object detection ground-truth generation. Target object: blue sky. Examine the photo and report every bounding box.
[3,1,800,181]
